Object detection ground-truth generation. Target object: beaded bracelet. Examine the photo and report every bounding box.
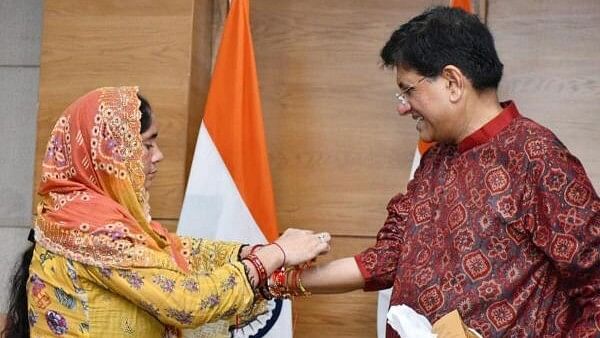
[267,268,290,299]
[264,265,312,299]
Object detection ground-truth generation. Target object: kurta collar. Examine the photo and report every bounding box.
[458,101,520,153]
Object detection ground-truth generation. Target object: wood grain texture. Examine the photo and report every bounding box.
[250,0,443,237]
[488,0,600,190]
[186,0,214,180]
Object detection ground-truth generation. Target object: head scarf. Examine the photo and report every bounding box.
[34,87,188,271]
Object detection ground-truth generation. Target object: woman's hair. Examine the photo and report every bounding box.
[1,93,153,338]
[1,244,34,338]
[138,93,153,134]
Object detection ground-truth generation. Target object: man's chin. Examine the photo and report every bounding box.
[418,133,434,143]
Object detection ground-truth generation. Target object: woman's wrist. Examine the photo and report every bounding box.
[241,259,257,287]
[253,244,285,275]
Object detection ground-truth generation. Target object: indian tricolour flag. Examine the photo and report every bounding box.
[377,1,473,337]
[178,0,291,337]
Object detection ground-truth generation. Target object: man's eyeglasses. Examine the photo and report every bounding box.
[395,76,427,105]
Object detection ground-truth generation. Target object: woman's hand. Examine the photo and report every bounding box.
[243,228,331,288]
[274,228,331,266]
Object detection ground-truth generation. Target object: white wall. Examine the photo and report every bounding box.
[0,0,42,312]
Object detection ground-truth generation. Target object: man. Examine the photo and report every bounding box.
[300,6,599,337]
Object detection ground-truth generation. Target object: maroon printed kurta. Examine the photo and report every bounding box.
[355,102,600,337]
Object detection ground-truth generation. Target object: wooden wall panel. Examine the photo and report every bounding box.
[249,1,600,337]
[35,0,212,220]
[248,2,443,337]
[489,0,600,189]
[250,0,445,237]
[185,0,214,181]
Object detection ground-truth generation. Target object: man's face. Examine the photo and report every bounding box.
[141,120,164,189]
[395,66,460,143]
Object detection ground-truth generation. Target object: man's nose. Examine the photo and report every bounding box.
[396,102,411,116]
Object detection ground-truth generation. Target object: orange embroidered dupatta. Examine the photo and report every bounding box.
[34,87,188,271]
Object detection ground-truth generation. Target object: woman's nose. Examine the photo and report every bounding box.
[153,146,164,163]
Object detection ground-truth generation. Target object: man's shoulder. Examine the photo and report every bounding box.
[512,115,555,138]
[504,115,567,152]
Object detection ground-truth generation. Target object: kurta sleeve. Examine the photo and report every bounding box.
[354,160,424,291]
[526,136,600,336]
[80,258,256,328]
[179,236,244,272]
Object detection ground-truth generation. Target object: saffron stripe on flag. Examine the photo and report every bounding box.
[178,0,292,337]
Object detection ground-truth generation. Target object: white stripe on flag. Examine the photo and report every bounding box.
[178,124,265,244]
[178,124,292,338]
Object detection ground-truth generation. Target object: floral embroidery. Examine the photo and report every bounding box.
[496,195,517,218]
[46,310,68,335]
[543,167,567,192]
[30,274,46,293]
[164,326,179,338]
[34,87,189,271]
[414,267,433,288]
[221,274,237,291]
[356,108,599,336]
[30,274,51,309]
[152,275,176,293]
[117,270,144,289]
[506,325,528,338]
[39,250,56,266]
[440,271,466,294]
[120,316,136,335]
[488,236,511,260]
[505,264,521,283]
[200,294,220,310]
[65,260,85,294]
[457,298,473,317]
[28,308,38,327]
[478,280,502,301]
[453,228,475,252]
[166,308,193,325]
[479,147,497,167]
[98,267,113,279]
[181,279,199,293]
[79,322,90,333]
[557,208,585,233]
[55,287,76,309]
[469,318,492,337]
[139,300,160,318]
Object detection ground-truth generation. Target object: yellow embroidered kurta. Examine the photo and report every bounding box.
[28,237,256,337]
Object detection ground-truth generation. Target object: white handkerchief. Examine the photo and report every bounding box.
[386,304,437,338]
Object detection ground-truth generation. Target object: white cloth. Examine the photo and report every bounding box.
[386,304,436,338]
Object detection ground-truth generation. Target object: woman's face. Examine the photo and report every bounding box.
[141,120,164,189]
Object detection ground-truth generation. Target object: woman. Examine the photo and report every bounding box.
[2,86,329,337]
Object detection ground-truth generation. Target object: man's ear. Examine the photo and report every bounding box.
[441,65,465,103]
